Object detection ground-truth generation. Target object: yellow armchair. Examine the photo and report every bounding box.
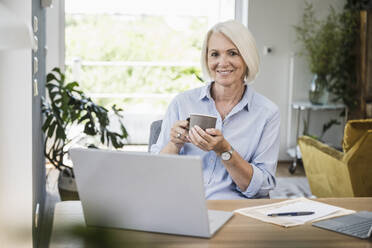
[298,119,372,197]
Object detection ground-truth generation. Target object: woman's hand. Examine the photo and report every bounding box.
[160,120,190,154]
[169,120,190,149]
[188,125,229,155]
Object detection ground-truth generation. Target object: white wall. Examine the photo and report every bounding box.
[247,0,346,160]
[0,0,32,247]
[46,0,65,72]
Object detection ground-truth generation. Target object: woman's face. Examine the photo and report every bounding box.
[207,32,247,87]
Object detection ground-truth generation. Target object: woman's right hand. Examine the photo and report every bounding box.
[169,120,190,149]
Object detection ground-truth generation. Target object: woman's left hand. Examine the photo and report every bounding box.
[188,125,229,155]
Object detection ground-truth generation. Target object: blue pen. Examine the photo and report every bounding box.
[267,211,315,217]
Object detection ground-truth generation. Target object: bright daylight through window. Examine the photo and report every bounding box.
[65,0,235,145]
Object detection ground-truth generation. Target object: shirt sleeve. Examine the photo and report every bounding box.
[150,97,181,154]
[236,108,280,198]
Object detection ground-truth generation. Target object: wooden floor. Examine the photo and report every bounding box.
[276,161,306,177]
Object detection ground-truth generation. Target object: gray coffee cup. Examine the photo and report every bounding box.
[187,114,217,130]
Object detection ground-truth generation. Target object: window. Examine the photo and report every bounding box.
[65,0,235,146]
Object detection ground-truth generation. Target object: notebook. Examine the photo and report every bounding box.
[69,148,233,238]
[312,211,372,239]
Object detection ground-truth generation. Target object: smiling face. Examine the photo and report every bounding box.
[207,32,247,87]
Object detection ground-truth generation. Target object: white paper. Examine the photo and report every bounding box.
[234,197,355,227]
[260,200,341,224]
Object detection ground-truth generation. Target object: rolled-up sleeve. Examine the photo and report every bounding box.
[236,108,280,198]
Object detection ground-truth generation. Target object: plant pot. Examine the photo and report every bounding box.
[58,168,79,201]
[309,74,329,105]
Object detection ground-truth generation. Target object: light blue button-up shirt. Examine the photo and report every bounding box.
[151,82,280,199]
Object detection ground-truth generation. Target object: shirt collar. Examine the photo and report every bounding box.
[240,83,254,112]
[199,81,214,101]
[199,81,253,112]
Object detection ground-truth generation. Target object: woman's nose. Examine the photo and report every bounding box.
[217,54,229,66]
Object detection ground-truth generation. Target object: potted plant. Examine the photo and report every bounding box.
[294,1,358,107]
[41,67,128,200]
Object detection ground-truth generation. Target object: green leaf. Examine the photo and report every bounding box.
[109,133,119,148]
[47,121,57,138]
[61,73,65,83]
[52,67,61,74]
[62,93,70,107]
[78,113,90,124]
[106,132,110,147]
[84,122,97,135]
[46,83,58,91]
[42,115,53,133]
[65,82,79,91]
[46,73,57,83]
[120,124,128,138]
[56,125,66,140]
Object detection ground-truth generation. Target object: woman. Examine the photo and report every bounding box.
[151,20,280,199]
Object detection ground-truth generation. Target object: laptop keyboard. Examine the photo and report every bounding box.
[312,211,372,239]
[333,219,372,238]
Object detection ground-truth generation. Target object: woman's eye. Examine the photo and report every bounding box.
[210,52,219,57]
[229,51,238,56]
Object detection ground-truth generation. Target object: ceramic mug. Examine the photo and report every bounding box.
[187,114,217,130]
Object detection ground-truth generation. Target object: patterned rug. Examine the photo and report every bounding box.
[269,177,315,199]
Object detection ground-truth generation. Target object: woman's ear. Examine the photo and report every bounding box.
[243,67,249,80]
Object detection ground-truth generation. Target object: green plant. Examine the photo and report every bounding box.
[294,2,341,79]
[328,7,359,111]
[294,2,359,110]
[41,67,128,177]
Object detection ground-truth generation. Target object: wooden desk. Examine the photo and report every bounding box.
[50,198,372,248]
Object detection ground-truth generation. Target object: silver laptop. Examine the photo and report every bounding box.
[69,148,233,238]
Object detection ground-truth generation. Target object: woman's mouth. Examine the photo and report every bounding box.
[216,69,234,76]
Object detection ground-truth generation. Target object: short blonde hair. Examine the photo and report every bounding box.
[201,20,260,83]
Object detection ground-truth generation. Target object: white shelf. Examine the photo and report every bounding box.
[292,101,346,111]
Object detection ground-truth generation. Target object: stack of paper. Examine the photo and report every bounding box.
[234,197,355,227]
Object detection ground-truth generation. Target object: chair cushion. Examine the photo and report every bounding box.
[342,119,372,153]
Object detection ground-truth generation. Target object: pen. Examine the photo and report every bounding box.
[267,211,315,217]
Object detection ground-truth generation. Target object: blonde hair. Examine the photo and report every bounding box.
[201,20,260,83]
